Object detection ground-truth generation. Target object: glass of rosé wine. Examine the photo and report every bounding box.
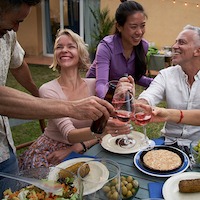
[110,81,135,149]
[133,103,155,150]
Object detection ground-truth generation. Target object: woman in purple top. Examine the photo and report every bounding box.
[86,0,153,98]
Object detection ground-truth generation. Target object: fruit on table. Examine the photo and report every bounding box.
[121,176,139,199]
[192,140,200,165]
[102,175,139,200]
[193,140,200,152]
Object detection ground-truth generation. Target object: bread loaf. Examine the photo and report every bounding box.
[179,178,200,193]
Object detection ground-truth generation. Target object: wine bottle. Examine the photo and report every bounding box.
[125,91,133,112]
[90,82,116,134]
[123,73,133,112]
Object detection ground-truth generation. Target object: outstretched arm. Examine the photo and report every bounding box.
[0,86,114,120]
[137,103,200,126]
[152,107,200,126]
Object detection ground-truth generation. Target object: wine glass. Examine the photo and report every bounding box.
[133,103,155,150]
[110,81,135,149]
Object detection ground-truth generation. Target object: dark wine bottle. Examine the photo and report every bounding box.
[123,73,133,112]
[125,91,133,112]
[90,82,116,134]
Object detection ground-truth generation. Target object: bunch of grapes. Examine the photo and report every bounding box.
[192,140,200,165]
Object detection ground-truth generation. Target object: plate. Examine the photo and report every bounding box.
[162,172,200,200]
[101,131,147,154]
[48,157,109,195]
[134,146,189,177]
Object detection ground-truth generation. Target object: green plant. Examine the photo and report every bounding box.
[146,46,158,64]
[89,7,115,59]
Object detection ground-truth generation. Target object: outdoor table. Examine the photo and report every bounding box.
[83,143,200,199]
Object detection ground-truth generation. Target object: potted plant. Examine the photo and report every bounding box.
[89,7,115,60]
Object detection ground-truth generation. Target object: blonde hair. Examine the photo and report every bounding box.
[50,29,90,72]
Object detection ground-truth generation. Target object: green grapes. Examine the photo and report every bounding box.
[192,140,200,165]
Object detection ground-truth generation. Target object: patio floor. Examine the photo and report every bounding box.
[24,55,53,66]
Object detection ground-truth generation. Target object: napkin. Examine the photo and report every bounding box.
[148,182,164,198]
[153,137,165,145]
[63,151,96,161]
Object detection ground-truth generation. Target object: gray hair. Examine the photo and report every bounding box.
[183,24,200,43]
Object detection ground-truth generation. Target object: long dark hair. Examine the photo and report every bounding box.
[116,0,147,82]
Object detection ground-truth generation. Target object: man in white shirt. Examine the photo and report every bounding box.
[138,25,200,146]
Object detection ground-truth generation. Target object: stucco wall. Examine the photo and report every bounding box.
[101,0,200,49]
[17,5,43,56]
[17,0,200,55]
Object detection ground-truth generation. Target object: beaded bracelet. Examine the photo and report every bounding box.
[177,110,183,124]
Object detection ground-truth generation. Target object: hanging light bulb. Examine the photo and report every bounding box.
[173,0,176,3]
[184,2,188,6]
[197,4,199,8]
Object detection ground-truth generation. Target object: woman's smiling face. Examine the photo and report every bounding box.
[55,34,79,69]
[117,12,146,48]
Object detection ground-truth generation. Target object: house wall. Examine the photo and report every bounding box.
[17,0,200,55]
[101,0,200,49]
[17,4,43,56]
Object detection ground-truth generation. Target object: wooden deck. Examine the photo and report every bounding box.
[24,55,53,66]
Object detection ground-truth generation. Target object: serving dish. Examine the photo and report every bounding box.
[1,167,79,200]
[133,146,189,177]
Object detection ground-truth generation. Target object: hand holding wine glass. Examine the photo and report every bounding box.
[111,81,135,149]
[112,88,133,125]
[133,103,155,150]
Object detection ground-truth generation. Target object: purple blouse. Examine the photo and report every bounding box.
[86,34,153,98]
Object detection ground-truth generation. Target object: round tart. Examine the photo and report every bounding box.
[142,149,182,171]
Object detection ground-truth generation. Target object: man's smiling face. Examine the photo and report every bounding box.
[0,3,31,38]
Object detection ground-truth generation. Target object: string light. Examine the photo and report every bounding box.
[170,0,200,8]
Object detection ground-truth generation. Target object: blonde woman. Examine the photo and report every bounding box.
[19,29,132,169]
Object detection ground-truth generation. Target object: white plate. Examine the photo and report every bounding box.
[101,131,147,154]
[134,146,189,177]
[163,172,200,200]
[48,157,109,195]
